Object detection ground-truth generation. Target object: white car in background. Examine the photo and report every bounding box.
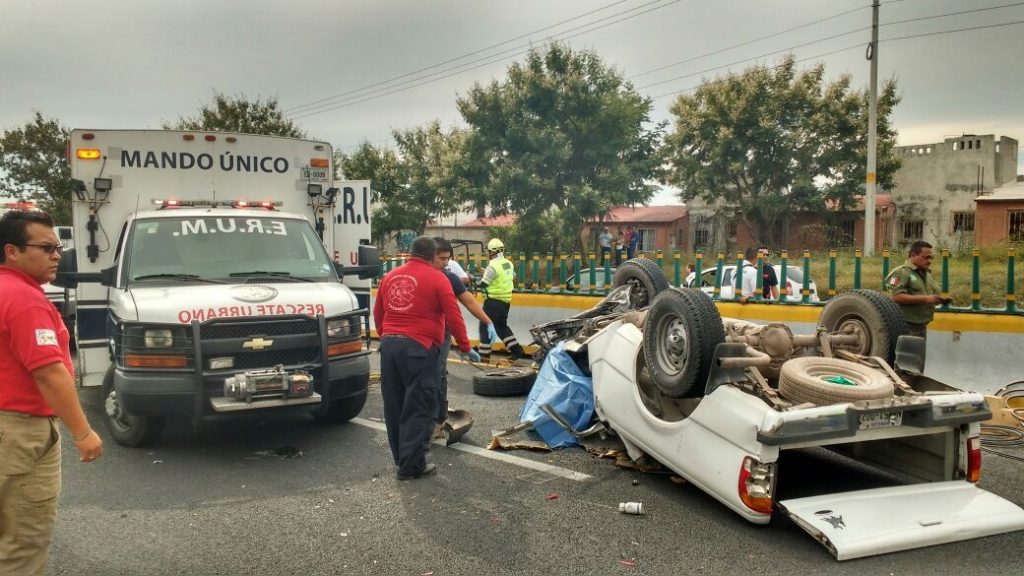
[683,264,820,302]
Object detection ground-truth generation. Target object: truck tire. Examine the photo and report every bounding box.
[613,258,670,308]
[312,389,368,423]
[472,367,537,397]
[643,288,725,398]
[778,357,894,405]
[102,367,166,447]
[818,289,907,365]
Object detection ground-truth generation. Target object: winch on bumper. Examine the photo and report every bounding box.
[212,365,320,412]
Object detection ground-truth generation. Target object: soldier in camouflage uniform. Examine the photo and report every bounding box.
[885,240,945,338]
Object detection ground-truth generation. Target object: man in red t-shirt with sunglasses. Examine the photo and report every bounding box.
[0,210,102,576]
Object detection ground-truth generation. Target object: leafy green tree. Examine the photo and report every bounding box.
[663,55,900,247]
[0,112,72,223]
[164,92,307,138]
[457,42,664,254]
[338,123,466,245]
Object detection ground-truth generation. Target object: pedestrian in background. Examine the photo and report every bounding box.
[738,246,760,304]
[598,227,613,266]
[626,226,639,260]
[0,210,103,576]
[759,246,779,300]
[886,240,945,339]
[373,236,477,480]
[431,237,497,433]
[614,228,625,266]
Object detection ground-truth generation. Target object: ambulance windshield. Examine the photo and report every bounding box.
[125,215,336,283]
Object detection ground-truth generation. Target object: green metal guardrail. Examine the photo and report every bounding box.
[375,247,1024,314]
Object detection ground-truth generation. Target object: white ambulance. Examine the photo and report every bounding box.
[56,129,378,446]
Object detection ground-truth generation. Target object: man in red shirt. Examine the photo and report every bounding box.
[373,236,477,480]
[0,210,103,576]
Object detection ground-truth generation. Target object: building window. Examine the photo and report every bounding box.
[951,212,975,234]
[694,227,710,249]
[638,228,655,252]
[827,220,855,247]
[1010,211,1024,242]
[902,220,924,241]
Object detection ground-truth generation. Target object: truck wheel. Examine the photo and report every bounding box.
[312,389,368,423]
[778,357,894,405]
[613,258,670,308]
[643,288,725,398]
[101,367,165,447]
[818,289,907,365]
[472,367,537,397]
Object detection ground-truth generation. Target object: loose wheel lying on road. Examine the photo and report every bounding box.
[779,356,894,406]
[613,258,670,308]
[472,367,538,397]
[817,289,907,366]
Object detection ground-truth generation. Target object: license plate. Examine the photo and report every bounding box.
[859,410,903,430]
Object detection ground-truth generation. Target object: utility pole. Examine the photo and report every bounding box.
[864,0,879,256]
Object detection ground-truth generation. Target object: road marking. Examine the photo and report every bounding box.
[350,417,592,482]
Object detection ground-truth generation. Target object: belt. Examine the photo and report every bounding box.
[381,334,414,340]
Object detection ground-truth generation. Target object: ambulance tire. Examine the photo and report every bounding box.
[818,290,907,365]
[643,288,725,398]
[312,389,368,423]
[778,357,894,405]
[101,367,166,447]
[613,258,670,308]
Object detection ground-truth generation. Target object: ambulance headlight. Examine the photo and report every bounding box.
[326,318,350,339]
[144,329,174,348]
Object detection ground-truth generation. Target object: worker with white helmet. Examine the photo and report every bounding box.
[477,238,525,362]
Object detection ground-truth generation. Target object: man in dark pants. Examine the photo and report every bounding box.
[759,246,779,300]
[477,238,525,362]
[885,239,945,339]
[373,236,477,480]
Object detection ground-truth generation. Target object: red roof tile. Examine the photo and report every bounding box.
[589,205,687,224]
[462,214,519,227]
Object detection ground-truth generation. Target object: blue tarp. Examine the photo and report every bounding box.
[518,342,594,448]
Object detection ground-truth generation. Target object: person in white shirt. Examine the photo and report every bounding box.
[445,257,471,286]
[739,246,759,303]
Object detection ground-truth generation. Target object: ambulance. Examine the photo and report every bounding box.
[56,129,377,446]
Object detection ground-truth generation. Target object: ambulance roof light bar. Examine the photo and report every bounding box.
[151,199,282,210]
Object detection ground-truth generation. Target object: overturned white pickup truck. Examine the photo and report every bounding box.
[555,259,1024,560]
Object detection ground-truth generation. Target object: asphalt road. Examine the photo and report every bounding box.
[49,353,1024,576]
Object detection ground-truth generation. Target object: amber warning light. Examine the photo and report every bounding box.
[76,149,101,160]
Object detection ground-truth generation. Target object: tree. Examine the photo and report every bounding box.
[338,122,466,246]
[164,92,307,138]
[0,112,72,223]
[457,42,664,254]
[663,55,900,248]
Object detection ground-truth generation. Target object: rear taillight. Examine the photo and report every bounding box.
[967,435,982,483]
[738,456,775,514]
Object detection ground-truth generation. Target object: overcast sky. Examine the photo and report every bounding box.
[3,0,1022,204]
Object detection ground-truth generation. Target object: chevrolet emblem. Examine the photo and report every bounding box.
[242,337,274,351]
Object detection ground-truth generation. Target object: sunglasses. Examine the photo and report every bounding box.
[23,243,64,255]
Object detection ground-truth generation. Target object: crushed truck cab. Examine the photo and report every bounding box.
[57,129,378,446]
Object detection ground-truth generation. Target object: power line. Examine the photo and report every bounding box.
[292,0,685,120]
[286,0,672,115]
[649,17,1024,101]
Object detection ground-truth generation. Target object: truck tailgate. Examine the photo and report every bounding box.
[779,481,1024,560]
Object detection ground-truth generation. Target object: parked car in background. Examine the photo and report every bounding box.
[683,264,820,302]
[562,266,617,292]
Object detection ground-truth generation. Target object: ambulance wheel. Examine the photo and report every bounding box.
[613,258,670,308]
[643,288,725,398]
[312,389,368,423]
[818,290,907,365]
[778,357,894,405]
[101,367,165,447]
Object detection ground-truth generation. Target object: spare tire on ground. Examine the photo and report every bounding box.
[779,356,894,406]
[817,289,907,366]
[472,367,537,397]
[613,258,670,308]
[642,288,725,399]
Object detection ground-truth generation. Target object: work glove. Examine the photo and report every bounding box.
[460,349,482,363]
[486,323,499,344]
